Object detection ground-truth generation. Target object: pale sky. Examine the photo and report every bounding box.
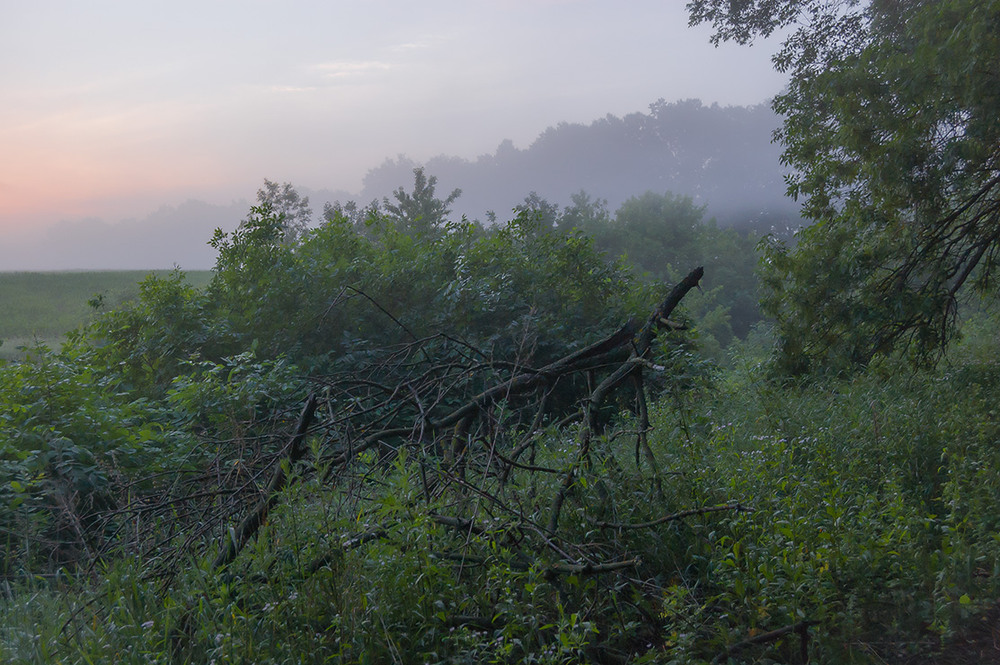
[1,0,785,244]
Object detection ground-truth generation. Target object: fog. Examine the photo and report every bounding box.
[2,1,789,270]
[1,96,800,270]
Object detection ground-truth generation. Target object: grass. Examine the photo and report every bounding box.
[0,271,211,360]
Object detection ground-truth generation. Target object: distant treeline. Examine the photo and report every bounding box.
[0,98,800,272]
[354,98,799,231]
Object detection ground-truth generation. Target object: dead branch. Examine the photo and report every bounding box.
[427,319,640,431]
[430,513,488,536]
[213,393,318,570]
[589,503,750,530]
[548,558,640,576]
[433,552,638,577]
[588,266,704,433]
[712,619,819,664]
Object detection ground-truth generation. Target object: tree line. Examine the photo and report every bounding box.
[358,99,799,232]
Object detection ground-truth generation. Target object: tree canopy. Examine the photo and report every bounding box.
[382,167,462,236]
[255,179,313,244]
[690,0,1000,371]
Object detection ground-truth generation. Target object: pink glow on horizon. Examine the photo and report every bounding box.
[0,126,241,231]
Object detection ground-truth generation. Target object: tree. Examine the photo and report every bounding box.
[689,0,1000,370]
[607,192,704,269]
[256,179,313,244]
[514,192,561,232]
[322,198,380,235]
[557,190,611,232]
[382,167,461,236]
[587,191,760,346]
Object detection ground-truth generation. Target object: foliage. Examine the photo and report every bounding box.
[195,185,640,371]
[544,190,761,350]
[691,0,1000,371]
[515,191,563,232]
[651,336,1000,661]
[166,352,305,440]
[75,269,219,395]
[6,305,1000,663]
[686,0,809,46]
[0,345,175,573]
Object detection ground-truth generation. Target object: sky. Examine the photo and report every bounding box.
[1,0,786,266]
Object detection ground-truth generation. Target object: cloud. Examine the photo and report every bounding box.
[392,41,430,51]
[256,60,401,97]
[266,85,321,94]
[389,34,447,52]
[311,60,394,79]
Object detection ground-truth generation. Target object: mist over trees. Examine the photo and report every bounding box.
[0,98,795,271]
[358,98,798,231]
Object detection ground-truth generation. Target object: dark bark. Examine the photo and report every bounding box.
[712,620,819,664]
[213,393,318,570]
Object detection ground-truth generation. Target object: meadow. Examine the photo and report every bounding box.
[0,271,211,360]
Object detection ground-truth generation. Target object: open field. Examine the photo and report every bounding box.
[0,270,211,360]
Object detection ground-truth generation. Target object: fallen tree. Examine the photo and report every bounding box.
[73,266,776,662]
[208,267,708,571]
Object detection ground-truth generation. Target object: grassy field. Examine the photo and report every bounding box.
[0,270,212,360]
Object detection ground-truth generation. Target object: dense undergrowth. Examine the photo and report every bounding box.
[4,329,999,664]
[1,188,999,663]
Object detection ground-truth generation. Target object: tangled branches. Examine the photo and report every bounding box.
[52,267,766,661]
